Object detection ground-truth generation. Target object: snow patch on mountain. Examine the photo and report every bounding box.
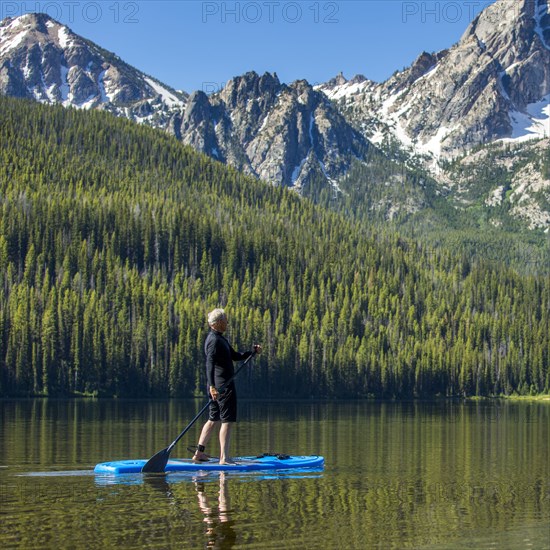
[144,77,185,108]
[291,157,308,186]
[501,93,550,143]
[0,23,27,56]
[319,79,371,101]
[57,26,72,49]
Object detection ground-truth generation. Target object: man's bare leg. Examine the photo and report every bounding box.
[193,420,219,461]
[219,422,234,464]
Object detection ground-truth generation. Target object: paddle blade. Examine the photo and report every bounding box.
[141,447,171,473]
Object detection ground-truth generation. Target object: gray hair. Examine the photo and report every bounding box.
[208,308,226,325]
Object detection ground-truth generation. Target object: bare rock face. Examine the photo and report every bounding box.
[319,0,550,159]
[175,71,370,187]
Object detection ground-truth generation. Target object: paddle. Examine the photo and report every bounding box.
[141,351,257,473]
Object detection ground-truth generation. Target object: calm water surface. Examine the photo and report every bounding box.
[0,399,548,549]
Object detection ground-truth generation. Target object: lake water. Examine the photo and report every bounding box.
[0,399,548,549]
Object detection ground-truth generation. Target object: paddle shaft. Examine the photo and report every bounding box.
[165,350,257,454]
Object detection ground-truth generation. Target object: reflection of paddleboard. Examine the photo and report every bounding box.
[94,454,324,474]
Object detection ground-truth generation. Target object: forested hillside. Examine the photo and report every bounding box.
[0,97,548,398]
[307,149,550,273]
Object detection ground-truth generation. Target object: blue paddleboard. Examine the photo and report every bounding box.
[94,454,324,474]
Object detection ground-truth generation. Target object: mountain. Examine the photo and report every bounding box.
[318,0,550,160]
[0,13,187,124]
[1,5,549,231]
[174,71,370,188]
[317,0,550,231]
[0,13,370,190]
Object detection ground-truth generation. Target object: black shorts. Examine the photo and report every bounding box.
[208,386,237,423]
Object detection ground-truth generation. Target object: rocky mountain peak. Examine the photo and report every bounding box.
[320,0,550,162]
[349,74,368,85]
[308,0,550,231]
[409,51,441,78]
[462,0,548,80]
[466,0,541,43]
[325,72,347,88]
[178,71,370,187]
[388,50,448,94]
[0,12,186,117]
[220,71,281,108]
[2,12,52,34]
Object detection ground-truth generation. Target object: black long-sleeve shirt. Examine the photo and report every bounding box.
[204,329,252,389]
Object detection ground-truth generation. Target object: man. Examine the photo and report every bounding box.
[193,308,261,464]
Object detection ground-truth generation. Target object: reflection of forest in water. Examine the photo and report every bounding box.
[1,400,548,549]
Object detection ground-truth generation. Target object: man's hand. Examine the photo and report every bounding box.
[209,386,219,400]
[253,344,262,354]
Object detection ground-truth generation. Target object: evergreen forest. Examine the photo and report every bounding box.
[0,97,548,398]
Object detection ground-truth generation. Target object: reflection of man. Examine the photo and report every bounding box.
[193,308,261,464]
[196,473,236,548]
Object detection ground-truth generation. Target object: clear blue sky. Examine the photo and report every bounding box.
[4,0,493,93]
